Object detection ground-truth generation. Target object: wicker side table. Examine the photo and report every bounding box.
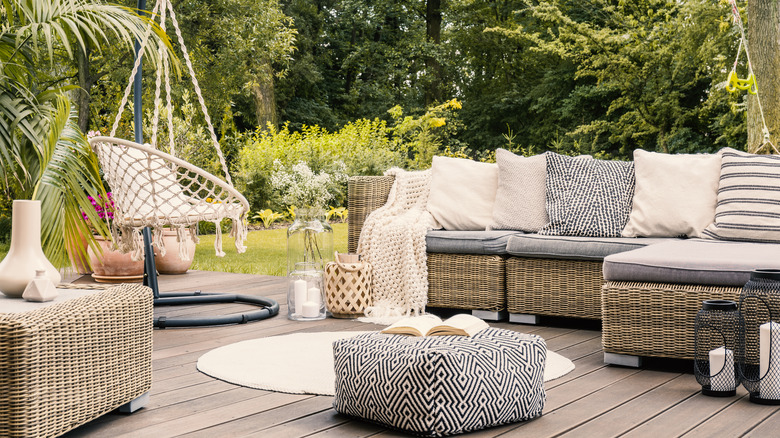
[0,284,153,438]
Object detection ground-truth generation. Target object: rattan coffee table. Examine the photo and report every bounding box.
[0,283,153,438]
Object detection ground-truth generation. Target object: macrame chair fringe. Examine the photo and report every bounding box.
[89,137,249,260]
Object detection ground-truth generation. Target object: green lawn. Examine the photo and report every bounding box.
[0,223,348,277]
[191,222,348,276]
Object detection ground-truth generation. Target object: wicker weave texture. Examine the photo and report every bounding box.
[602,281,740,360]
[325,261,373,318]
[427,253,506,311]
[0,284,153,438]
[506,257,603,319]
[347,176,395,253]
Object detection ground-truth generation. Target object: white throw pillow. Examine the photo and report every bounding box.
[427,155,498,231]
[490,149,548,232]
[622,149,721,238]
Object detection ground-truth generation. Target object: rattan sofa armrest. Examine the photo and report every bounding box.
[347,175,395,252]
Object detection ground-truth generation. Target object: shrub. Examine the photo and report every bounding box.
[237,118,404,212]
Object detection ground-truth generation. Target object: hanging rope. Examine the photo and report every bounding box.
[110,0,162,139]
[727,0,778,154]
[111,0,235,185]
[97,0,250,258]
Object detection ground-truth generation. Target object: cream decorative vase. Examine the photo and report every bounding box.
[22,269,59,302]
[0,200,62,297]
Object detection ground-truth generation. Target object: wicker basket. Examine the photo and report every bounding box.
[507,257,603,319]
[427,253,506,311]
[0,284,153,438]
[325,253,373,318]
[602,281,741,360]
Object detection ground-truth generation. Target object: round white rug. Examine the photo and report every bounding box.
[197,331,575,396]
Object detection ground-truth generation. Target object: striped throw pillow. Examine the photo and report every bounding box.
[703,148,780,243]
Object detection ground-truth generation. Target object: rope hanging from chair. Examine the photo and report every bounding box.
[726,0,779,154]
[110,0,234,185]
[93,0,249,259]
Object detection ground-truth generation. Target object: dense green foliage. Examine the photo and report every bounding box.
[74,0,747,199]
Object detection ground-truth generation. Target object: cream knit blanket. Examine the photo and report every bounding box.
[357,168,436,324]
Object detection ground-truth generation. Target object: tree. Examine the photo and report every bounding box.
[424,0,444,106]
[747,0,780,153]
[0,0,170,266]
[176,0,296,131]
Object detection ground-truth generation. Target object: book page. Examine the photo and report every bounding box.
[427,313,490,337]
[381,314,443,336]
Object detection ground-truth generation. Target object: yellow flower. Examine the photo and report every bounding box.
[429,117,446,128]
[446,99,462,110]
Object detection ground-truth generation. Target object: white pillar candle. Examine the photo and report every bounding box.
[301,301,319,318]
[307,287,321,305]
[294,279,307,315]
[709,346,735,392]
[760,322,780,399]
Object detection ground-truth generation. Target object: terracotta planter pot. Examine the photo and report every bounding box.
[88,236,144,283]
[154,230,196,275]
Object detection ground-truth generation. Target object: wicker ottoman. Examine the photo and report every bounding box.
[333,328,546,437]
[0,284,153,438]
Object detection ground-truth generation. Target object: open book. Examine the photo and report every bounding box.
[381,314,489,337]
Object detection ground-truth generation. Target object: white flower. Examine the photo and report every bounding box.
[270,160,347,211]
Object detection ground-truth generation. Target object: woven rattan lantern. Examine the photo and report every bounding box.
[325,253,372,318]
[694,300,742,397]
[740,269,780,404]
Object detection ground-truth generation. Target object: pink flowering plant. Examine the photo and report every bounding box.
[82,192,115,228]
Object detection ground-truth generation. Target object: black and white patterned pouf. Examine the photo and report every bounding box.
[333,328,546,437]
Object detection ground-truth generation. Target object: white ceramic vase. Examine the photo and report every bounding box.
[0,200,62,297]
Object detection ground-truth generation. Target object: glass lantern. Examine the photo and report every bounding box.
[740,269,780,405]
[694,300,743,397]
[286,208,333,321]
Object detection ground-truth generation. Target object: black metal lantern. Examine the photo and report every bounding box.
[694,300,742,397]
[739,269,780,405]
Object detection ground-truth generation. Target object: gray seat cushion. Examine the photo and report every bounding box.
[426,230,523,255]
[506,234,670,261]
[603,239,780,286]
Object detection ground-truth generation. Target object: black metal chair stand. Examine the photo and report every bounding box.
[141,228,279,328]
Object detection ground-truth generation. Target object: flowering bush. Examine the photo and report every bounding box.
[270,160,347,214]
[82,193,115,227]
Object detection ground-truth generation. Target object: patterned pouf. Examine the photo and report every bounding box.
[333,328,546,437]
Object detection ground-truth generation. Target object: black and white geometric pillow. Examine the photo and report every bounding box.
[539,153,635,237]
[702,148,780,242]
[333,328,546,437]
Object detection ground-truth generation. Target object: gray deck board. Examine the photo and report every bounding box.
[62,270,780,438]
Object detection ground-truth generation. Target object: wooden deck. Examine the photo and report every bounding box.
[61,270,780,438]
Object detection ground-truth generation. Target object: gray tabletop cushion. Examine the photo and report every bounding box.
[603,239,780,286]
[426,230,523,255]
[506,234,669,261]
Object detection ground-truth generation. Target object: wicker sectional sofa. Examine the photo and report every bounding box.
[348,175,780,366]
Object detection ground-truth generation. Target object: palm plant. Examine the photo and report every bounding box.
[0,0,171,267]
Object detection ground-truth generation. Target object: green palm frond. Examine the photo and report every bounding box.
[34,95,109,267]
[0,0,176,266]
[4,0,172,70]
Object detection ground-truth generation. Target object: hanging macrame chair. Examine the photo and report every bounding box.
[89,0,278,327]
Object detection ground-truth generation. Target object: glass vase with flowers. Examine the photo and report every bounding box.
[271,160,346,320]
